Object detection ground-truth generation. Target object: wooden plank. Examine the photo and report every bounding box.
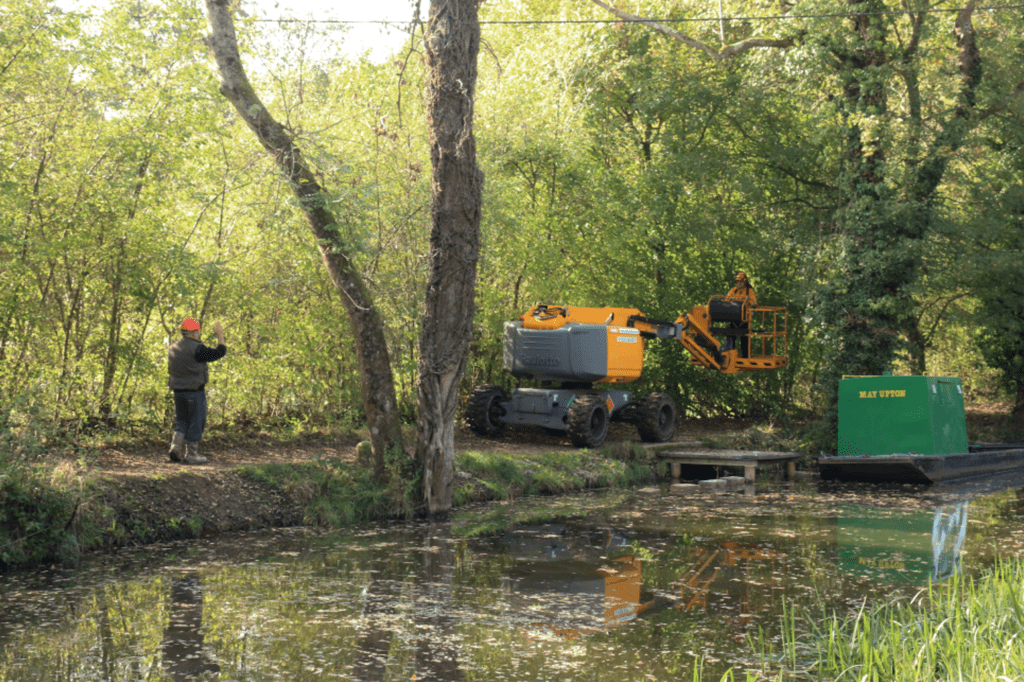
[656,449,802,483]
[657,450,801,463]
[639,440,704,453]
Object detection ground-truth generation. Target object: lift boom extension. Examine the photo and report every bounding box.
[466,297,788,448]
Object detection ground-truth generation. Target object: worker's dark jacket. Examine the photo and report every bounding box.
[167,336,227,391]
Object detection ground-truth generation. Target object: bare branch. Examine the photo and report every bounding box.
[978,81,1024,122]
[589,0,796,61]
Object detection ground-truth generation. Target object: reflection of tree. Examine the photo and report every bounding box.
[161,573,220,681]
[932,502,969,581]
[414,522,465,681]
[350,524,464,681]
[353,560,397,682]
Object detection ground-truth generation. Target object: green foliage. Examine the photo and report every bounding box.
[0,0,430,435]
[0,462,85,568]
[971,149,1024,431]
[977,290,1024,393]
[2,0,1022,452]
[455,445,657,506]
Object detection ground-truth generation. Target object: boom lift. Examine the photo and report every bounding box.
[466,295,787,448]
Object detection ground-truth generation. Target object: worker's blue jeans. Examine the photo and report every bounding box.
[173,389,207,443]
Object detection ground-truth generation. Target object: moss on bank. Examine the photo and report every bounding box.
[1,442,666,571]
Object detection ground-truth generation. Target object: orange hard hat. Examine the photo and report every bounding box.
[180,317,201,331]
[735,271,748,281]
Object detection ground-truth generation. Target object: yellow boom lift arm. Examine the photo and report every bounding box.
[520,297,787,376]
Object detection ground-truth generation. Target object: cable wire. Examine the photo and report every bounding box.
[254,3,1024,27]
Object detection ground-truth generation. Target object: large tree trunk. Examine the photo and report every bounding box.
[204,0,405,479]
[416,0,484,515]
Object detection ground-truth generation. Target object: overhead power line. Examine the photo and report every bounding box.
[256,3,1024,27]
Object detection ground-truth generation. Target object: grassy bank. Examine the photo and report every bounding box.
[235,441,661,529]
[0,439,665,571]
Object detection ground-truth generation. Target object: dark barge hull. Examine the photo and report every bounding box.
[819,445,1024,484]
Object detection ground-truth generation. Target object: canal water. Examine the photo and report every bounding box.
[3,474,1024,681]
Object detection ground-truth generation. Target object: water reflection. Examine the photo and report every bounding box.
[837,501,968,584]
[522,554,653,640]
[1,483,1023,681]
[161,573,220,681]
[599,555,652,628]
[503,527,654,640]
[675,541,782,628]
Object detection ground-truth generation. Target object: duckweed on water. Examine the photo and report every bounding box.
[4,482,1024,681]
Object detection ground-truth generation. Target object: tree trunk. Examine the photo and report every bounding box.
[204,0,405,479]
[417,0,484,515]
[1014,384,1024,443]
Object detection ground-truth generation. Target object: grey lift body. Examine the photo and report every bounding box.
[466,321,677,448]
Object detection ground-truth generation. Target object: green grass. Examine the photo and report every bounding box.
[238,452,421,527]
[237,443,661,539]
[455,444,661,504]
[762,559,1024,681]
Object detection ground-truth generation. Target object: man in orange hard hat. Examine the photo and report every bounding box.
[726,271,757,308]
[167,318,227,464]
[722,271,757,355]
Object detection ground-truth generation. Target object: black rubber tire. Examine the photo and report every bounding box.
[567,394,610,448]
[636,392,677,443]
[466,385,509,437]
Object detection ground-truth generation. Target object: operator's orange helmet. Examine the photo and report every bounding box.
[180,317,201,331]
[735,271,748,282]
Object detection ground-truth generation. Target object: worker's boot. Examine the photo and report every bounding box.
[168,432,185,462]
[184,441,207,465]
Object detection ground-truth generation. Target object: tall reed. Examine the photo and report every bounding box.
[768,559,1024,681]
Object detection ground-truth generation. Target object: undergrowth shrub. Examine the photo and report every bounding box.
[0,465,82,568]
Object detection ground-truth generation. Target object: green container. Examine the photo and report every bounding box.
[838,375,969,456]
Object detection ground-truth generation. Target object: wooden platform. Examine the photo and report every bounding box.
[654,447,802,484]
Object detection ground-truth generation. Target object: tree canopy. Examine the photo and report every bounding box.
[1,0,1022,453]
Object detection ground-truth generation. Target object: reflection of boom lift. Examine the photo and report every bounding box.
[674,541,783,639]
[527,554,654,641]
[467,295,788,448]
